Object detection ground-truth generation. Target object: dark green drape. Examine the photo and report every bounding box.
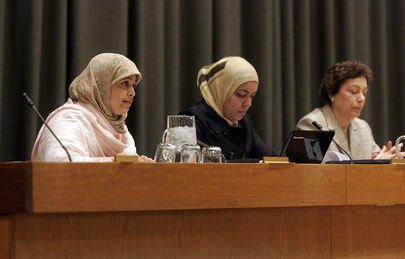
[1,0,405,161]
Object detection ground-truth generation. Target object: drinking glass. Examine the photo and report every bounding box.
[395,135,405,159]
[154,143,176,163]
[201,146,222,163]
[180,144,201,163]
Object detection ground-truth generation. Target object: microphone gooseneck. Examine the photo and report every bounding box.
[312,120,353,164]
[22,93,72,162]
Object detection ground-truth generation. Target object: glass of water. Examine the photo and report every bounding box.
[180,144,201,163]
[154,143,176,162]
[201,146,222,163]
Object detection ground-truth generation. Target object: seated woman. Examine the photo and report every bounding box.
[179,56,276,162]
[32,53,153,162]
[296,60,400,160]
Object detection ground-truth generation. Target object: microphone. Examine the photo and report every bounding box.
[22,93,72,162]
[312,121,353,164]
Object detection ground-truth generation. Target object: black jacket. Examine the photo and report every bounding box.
[179,99,276,162]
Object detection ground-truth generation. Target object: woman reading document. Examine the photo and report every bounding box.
[296,60,402,160]
[179,56,276,162]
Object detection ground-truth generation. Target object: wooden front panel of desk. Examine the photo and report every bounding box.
[25,163,347,212]
[10,205,405,258]
[347,164,405,205]
[4,163,405,258]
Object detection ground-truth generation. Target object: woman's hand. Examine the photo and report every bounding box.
[138,155,154,163]
[373,141,405,159]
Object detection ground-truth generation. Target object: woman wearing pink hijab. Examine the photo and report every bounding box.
[32,53,152,162]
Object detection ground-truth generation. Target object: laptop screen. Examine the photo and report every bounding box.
[280,130,335,163]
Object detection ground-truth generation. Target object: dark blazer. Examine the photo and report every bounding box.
[179,99,276,162]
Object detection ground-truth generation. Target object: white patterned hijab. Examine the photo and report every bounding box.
[197,56,258,127]
[69,53,142,133]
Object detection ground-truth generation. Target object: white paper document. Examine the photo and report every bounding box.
[321,151,350,164]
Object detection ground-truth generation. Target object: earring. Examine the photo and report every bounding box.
[330,96,335,103]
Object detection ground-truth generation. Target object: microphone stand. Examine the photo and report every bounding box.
[22,93,72,162]
[312,121,353,164]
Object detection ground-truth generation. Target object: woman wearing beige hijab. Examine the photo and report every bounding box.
[32,53,152,162]
[179,56,276,162]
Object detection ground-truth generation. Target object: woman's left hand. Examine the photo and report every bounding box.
[373,141,405,159]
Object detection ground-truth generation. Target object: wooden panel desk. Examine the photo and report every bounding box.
[1,162,405,258]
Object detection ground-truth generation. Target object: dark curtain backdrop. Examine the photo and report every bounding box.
[1,0,405,161]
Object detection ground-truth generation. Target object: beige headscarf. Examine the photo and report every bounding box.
[69,53,142,133]
[197,56,258,128]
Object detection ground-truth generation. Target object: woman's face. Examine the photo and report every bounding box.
[331,76,368,121]
[223,81,258,121]
[111,75,137,115]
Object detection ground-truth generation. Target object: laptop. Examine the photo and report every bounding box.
[280,130,335,163]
